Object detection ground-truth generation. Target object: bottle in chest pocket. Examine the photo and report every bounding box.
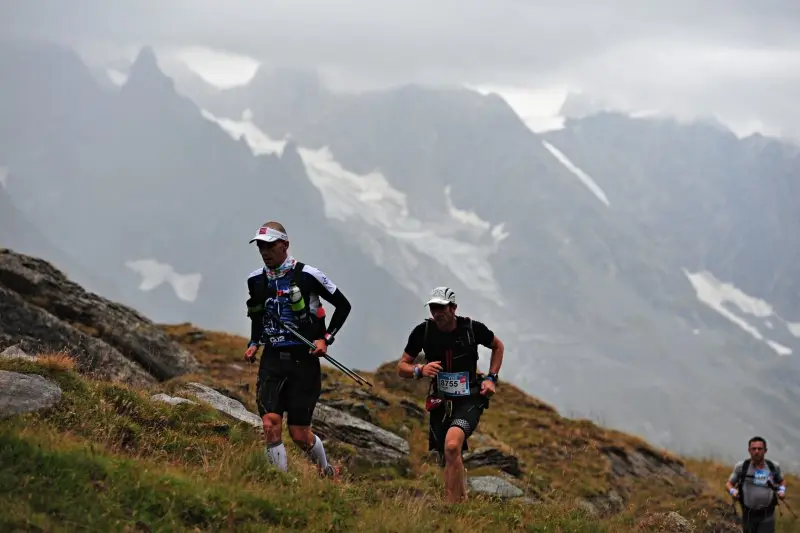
[285,284,308,321]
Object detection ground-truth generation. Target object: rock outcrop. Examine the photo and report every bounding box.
[312,403,410,466]
[0,249,201,384]
[575,489,626,518]
[467,475,525,498]
[157,382,411,468]
[463,446,523,477]
[635,511,696,532]
[0,370,63,418]
[601,444,693,480]
[179,382,262,427]
[1,344,36,362]
[594,444,703,517]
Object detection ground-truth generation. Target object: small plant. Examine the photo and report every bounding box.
[34,350,77,372]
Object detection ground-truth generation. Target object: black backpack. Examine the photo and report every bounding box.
[421,316,477,362]
[247,261,325,337]
[736,458,779,510]
[247,261,306,313]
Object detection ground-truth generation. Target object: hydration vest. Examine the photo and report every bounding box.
[421,316,482,398]
[247,261,325,349]
[736,458,779,511]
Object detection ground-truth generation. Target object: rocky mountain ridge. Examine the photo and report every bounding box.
[2,40,799,469]
[0,250,766,532]
[0,248,200,385]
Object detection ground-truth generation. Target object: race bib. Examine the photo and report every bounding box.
[753,469,770,487]
[437,371,470,397]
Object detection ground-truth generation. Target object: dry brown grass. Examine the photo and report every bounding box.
[160,322,800,531]
[33,350,77,372]
[4,323,797,531]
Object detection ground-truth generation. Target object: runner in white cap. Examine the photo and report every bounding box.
[396,286,505,503]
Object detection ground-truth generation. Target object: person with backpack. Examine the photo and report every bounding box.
[396,286,505,504]
[243,221,352,478]
[726,436,787,532]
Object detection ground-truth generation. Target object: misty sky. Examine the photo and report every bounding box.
[2,0,800,141]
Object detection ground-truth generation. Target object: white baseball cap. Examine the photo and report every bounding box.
[425,286,456,306]
[249,224,289,244]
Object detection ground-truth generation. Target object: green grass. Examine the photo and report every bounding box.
[2,335,799,532]
[0,431,302,532]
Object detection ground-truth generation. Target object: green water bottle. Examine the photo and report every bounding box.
[286,285,308,321]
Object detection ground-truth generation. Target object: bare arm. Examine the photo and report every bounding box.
[726,464,742,494]
[488,336,504,375]
[397,352,418,378]
[775,467,786,497]
[398,352,442,379]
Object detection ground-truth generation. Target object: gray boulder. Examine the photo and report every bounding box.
[312,403,410,465]
[0,285,155,387]
[467,475,524,498]
[160,383,410,467]
[0,344,36,361]
[180,382,262,427]
[0,370,62,418]
[0,249,201,383]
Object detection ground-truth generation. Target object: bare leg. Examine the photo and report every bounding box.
[288,425,315,449]
[289,425,335,476]
[443,427,468,503]
[262,413,287,471]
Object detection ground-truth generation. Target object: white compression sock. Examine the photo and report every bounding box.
[265,441,288,472]
[306,434,329,470]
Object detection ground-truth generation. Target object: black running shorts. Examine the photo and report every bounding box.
[428,394,489,456]
[256,347,322,426]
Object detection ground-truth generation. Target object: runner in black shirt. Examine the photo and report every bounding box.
[397,286,505,503]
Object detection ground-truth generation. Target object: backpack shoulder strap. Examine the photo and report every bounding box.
[765,459,780,507]
[736,459,750,504]
[292,261,306,286]
[423,318,431,351]
[739,459,751,484]
[464,316,475,346]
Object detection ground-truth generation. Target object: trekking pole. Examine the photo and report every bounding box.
[266,310,373,387]
[728,496,741,525]
[767,482,798,519]
[780,499,798,519]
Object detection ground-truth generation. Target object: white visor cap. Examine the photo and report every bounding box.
[249,226,288,244]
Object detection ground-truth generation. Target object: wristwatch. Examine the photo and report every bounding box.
[323,332,335,346]
[487,373,499,384]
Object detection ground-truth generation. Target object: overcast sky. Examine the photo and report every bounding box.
[2,0,799,140]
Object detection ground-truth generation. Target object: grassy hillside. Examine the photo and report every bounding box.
[1,324,798,532]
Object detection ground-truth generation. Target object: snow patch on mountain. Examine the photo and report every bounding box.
[0,166,9,188]
[444,185,509,244]
[200,109,287,155]
[541,140,611,207]
[125,259,202,302]
[684,269,793,355]
[106,69,128,86]
[200,108,509,304]
[464,84,567,133]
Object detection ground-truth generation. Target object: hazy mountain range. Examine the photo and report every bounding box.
[2,40,799,470]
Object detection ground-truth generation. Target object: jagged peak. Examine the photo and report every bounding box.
[123,45,174,94]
